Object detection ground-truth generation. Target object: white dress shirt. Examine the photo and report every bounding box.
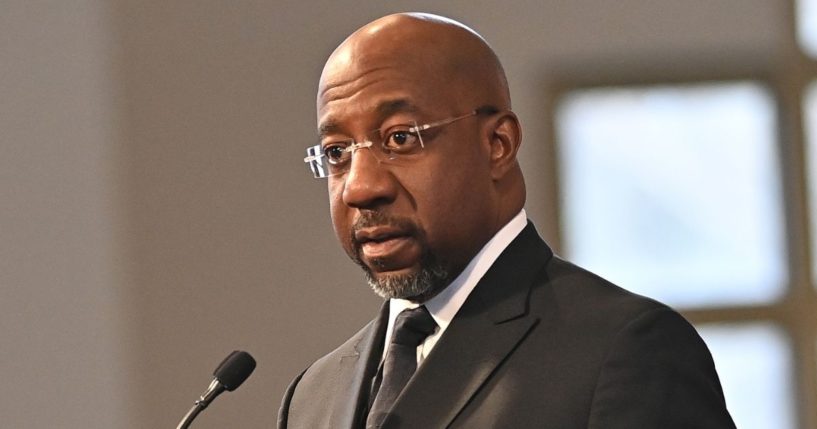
[382,209,528,365]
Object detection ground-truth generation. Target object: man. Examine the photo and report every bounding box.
[280,12,736,429]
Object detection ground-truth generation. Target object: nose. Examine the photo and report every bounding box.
[340,145,398,209]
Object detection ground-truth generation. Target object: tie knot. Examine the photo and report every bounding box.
[391,306,437,347]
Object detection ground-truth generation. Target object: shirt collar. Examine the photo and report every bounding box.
[386,209,528,341]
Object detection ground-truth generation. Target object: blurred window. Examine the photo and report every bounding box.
[806,81,817,283]
[699,323,796,429]
[556,82,786,308]
[797,0,817,59]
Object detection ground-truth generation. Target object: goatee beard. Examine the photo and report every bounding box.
[360,252,451,302]
[350,212,452,302]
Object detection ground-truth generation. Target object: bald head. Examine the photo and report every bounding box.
[320,13,510,114]
[317,13,525,301]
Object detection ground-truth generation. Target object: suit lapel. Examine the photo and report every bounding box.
[382,223,553,428]
[329,301,389,429]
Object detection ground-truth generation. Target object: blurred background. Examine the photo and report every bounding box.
[2,0,817,427]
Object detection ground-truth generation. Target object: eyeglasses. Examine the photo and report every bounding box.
[304,105,499,178]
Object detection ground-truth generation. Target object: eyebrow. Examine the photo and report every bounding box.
[376,99,419,119]
[317,98,420,138]
[317,121,341,139]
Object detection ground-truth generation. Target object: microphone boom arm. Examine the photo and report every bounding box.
[176,379,226,429]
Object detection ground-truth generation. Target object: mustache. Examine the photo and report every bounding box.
[349,211,425,264]
[350,212,420,247]
[349,212,428,272]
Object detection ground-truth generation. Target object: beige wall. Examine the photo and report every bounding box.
[1,1,134,427]
[1,1,784,427]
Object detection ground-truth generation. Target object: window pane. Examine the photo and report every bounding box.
[698,323,796,429]
[806,81,817,284]
[797,0,817,59]
[556,82,786,308]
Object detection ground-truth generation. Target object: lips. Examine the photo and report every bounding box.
[353,225,421,270]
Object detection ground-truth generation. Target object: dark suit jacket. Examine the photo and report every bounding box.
[279,223,736,428]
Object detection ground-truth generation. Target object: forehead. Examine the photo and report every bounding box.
[317,42,457,128]
[320,69,432,122]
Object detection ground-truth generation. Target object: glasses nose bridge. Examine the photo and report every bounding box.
[348,138,374,154]
[343,139,383,174]
[346,138,377,163]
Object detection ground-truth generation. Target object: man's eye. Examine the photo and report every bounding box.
[323,145,348,164]
[383,129,420,152]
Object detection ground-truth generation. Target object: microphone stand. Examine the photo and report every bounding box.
[176,379,226,429]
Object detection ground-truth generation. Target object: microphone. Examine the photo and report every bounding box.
[176,350,257,429]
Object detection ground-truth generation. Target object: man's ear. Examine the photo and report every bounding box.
[486,111,522,180]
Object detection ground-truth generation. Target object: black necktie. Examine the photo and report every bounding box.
[366,306,437,429]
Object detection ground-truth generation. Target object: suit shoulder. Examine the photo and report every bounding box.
[535,255,679,332]
[305,317,378,373]
[281,318,381,428]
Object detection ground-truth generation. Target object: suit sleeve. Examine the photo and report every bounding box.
[277,369,307,429]
[587,307,737,429]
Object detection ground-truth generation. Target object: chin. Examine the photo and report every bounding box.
[363,261,451,302]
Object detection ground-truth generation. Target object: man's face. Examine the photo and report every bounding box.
[317,40,498,301]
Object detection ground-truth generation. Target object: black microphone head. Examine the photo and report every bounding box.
[213,350,256,391]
